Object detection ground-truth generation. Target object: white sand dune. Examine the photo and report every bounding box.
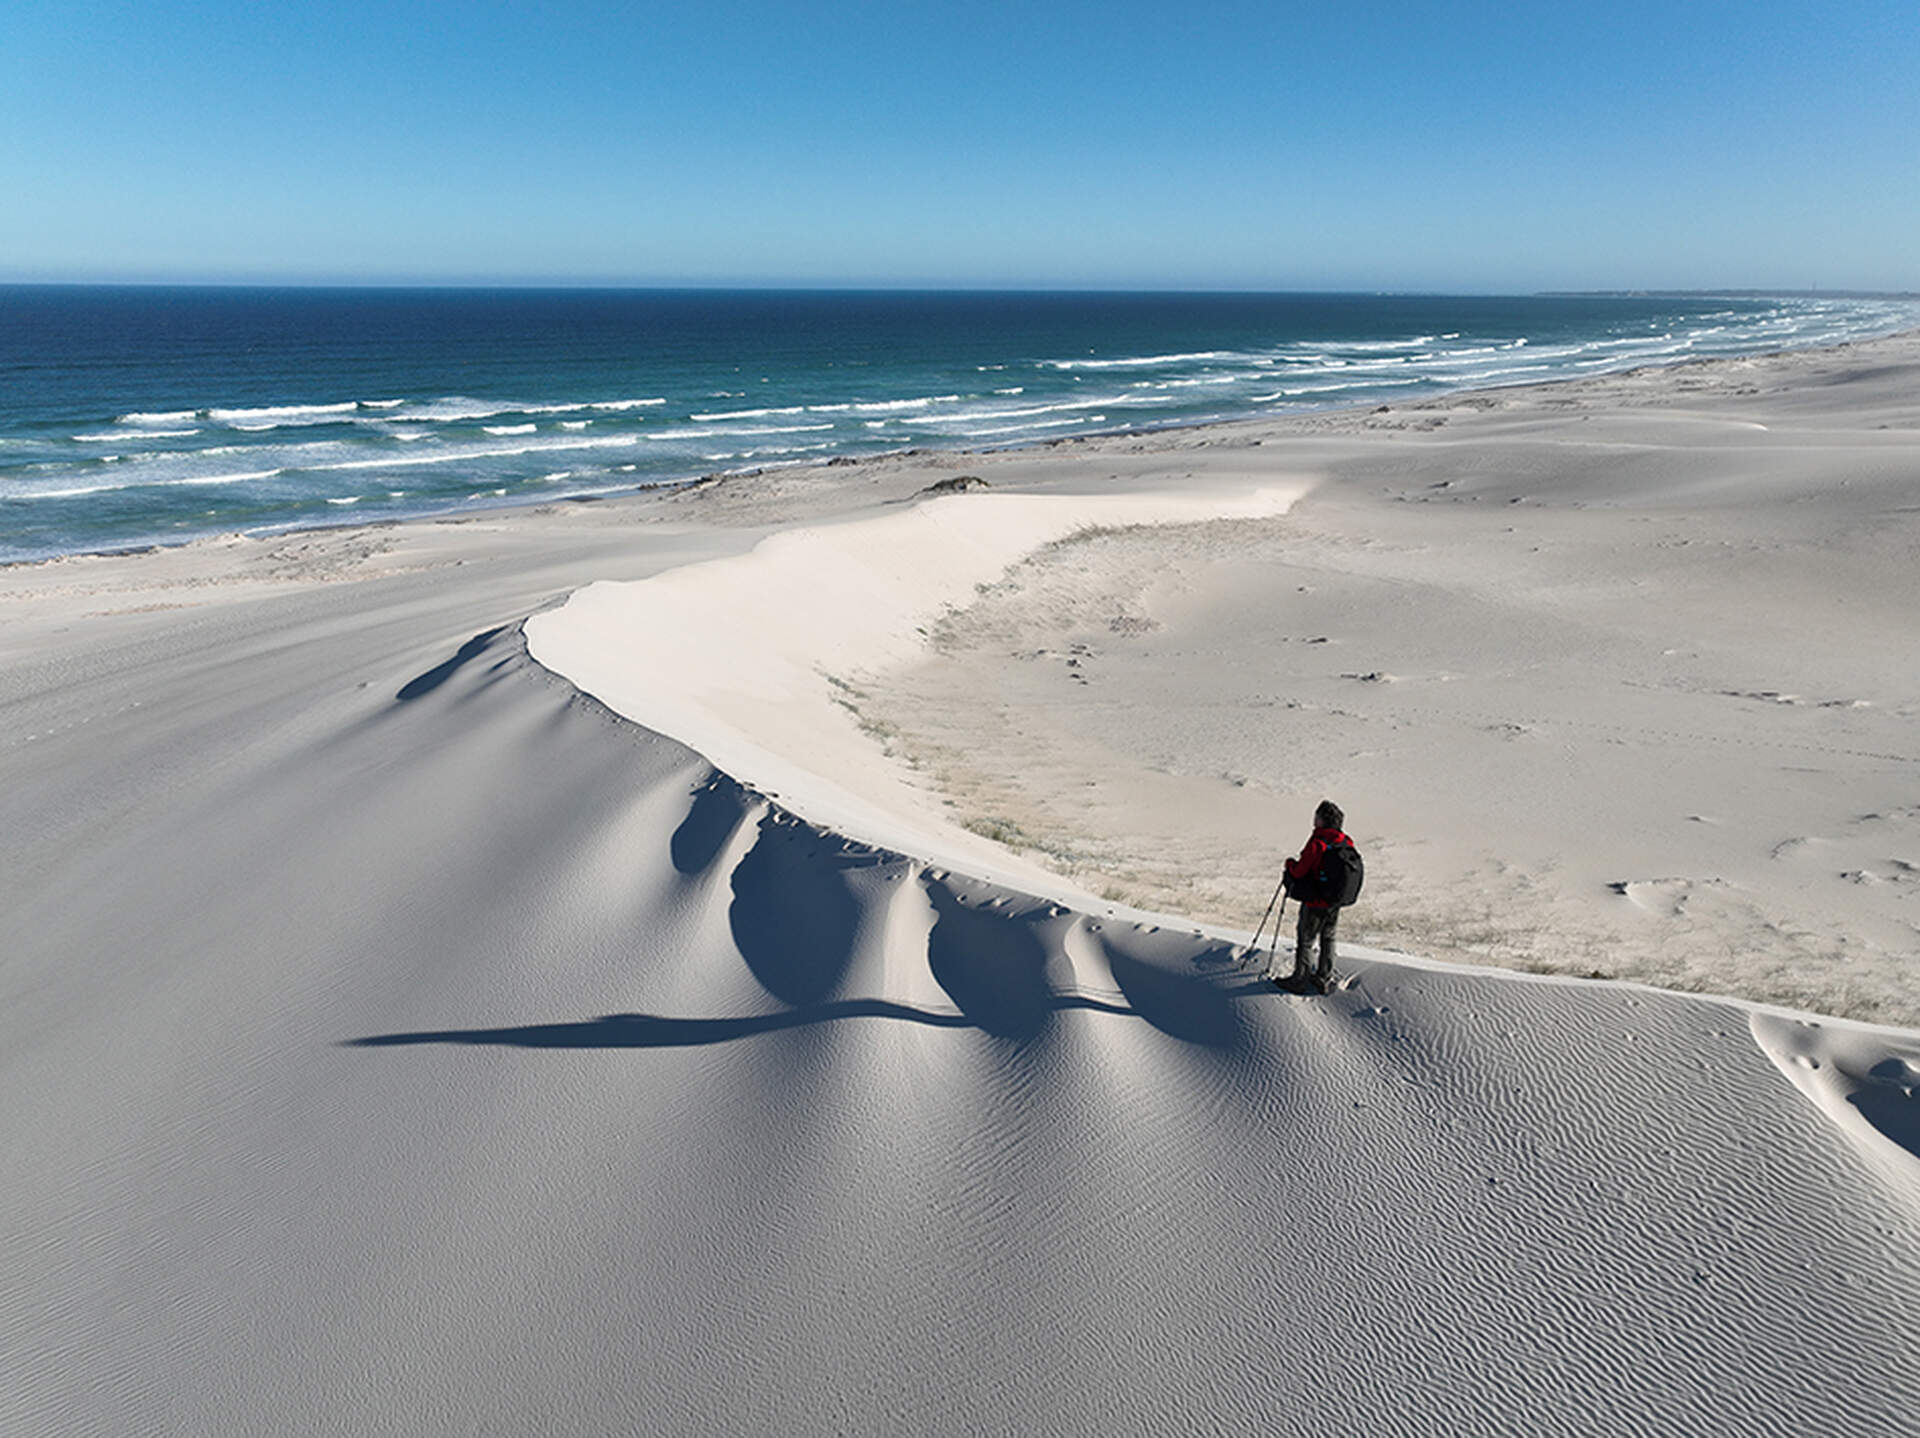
[5,337,1919,1433]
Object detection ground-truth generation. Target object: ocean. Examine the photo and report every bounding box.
[2,287,1914,564]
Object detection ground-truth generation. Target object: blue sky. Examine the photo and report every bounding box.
[4,1,1916,290]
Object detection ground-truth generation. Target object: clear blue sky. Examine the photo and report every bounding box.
[5,1,1916,290]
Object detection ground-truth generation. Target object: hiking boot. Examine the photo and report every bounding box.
[1310,969,1337,994]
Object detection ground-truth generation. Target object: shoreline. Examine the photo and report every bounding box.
[9,322,1917,573]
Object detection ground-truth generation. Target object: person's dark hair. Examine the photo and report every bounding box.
[1315,800,1344,831]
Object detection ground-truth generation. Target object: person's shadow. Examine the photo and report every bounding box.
[348,1001,974,1050]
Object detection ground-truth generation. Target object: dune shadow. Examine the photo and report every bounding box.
[671,772,752,876]
[1100,935,1252,1049]
[728,814,862,1005]
[396,626,509,702]
[924,881,1062,1041]
[1850,1071,1920,1162]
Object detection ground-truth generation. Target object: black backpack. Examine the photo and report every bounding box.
[1288,839,1365,907]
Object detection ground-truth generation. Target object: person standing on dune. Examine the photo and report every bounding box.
[1282,800,1361,993]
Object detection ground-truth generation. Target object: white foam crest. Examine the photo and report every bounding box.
[849,394,963,413]
[953,414,1104,437]
[1132,374,1248,390]
[116,409,199,426]
[325,496,360,506]
[708,441,838,461]
[1439,364,1553,383]
[691,405,809,422]
[180,437,353,462]
[560,420,590,430]
[1043,350,1236,371]
[293,434,645,474]
[1328,335,1438,352]
[381,395,664,423]
[209,402,360,426]
[386,398,523,423]
[29,467,285,498]
[646,423,835,442]
[513,397,666,415]
[915,395,1124,426]
[484,424,538,436]
[75,429,198,442]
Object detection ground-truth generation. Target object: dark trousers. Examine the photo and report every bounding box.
[1294,905,1338,977]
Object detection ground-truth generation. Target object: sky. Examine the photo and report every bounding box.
[4,0,1917,291]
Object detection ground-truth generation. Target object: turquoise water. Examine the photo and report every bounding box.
[2,288,1913,563]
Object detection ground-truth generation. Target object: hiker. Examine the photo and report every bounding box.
[1284,800,1352,993]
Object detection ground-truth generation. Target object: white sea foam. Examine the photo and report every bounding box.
[387,398,522,423]
[917,395,1118,426]
[850,394,962,413]
[1332,336,1438,352]
[209,402,360,426]
[484,424,538,436]
[31,467,286,498]
[298,435,645,472]
[116,410,199,426]
[690,405,809,422]
[74,429,198,442]
[1135,375,1247,390]
[391,396,663,422]
[645,423,835,442]
[560,421,590,430]
[956,414,1106,437]
[325,496,360,505]
[1043,350,1234,370]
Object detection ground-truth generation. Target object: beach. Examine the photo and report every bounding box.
[5,331,1918,1433]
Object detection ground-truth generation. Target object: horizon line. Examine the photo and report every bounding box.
[5,278,1915,300]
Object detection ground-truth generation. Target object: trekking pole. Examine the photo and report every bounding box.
[1248,872,1288,972]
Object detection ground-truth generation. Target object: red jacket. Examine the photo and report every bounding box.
[1286,825,1350,909]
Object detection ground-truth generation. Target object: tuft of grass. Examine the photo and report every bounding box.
[961,815,1035,849]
